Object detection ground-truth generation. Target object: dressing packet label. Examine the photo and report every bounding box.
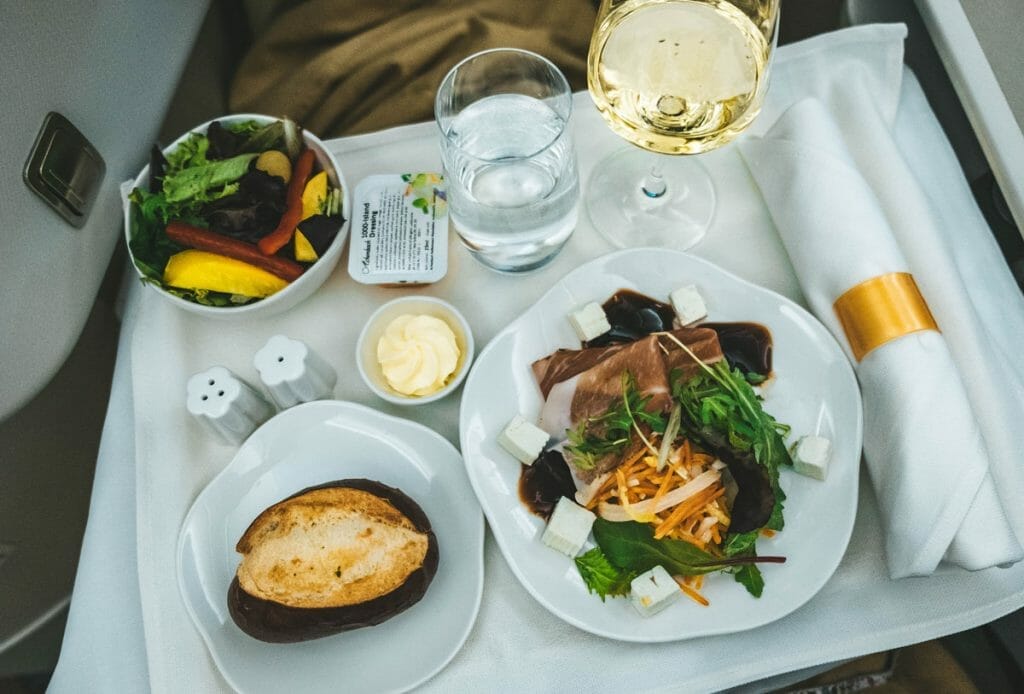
[348,173,448,285]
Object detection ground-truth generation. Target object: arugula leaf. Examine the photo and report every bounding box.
[674,360,791,472]
[673,359,791,533]
[564,371,665,470]
[589,519,784,601]
[765,483,786,532]
[575,548,636,600]
[722,530,759,557]
[733,564,764,597]
[723,531,767,596]
[236,119,288,154]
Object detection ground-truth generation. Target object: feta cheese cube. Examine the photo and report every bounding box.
[497,415,549,464]
[629,565,682,617]
[793,435,832,480]
[541,497,596,556]
[669,285,708,325]
[568,302,611,342]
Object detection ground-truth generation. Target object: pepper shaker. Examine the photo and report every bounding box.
[253,334,338,409]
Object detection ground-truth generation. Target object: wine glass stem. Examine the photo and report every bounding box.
[641,162,667,199]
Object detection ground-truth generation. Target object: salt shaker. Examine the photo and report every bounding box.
[253,334,338,409]
[185,366,274,445]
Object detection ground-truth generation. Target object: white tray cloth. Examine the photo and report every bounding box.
[52,24,1024,694]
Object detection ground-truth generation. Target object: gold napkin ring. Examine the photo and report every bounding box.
[833,272,939,362]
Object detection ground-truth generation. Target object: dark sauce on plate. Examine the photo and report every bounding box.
[519,449,576,518]
[583,289,774,377]
[584,289,675,347]
[703,322,773,377]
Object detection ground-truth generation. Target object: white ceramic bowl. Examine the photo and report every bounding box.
[123,114,350,319]
[357,296,475,406]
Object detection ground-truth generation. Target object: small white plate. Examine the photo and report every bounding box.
[178,400,484,693]
[459,248,862,642]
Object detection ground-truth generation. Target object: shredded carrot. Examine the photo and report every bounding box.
[675,577,710,607]
[588,433,747,612]
[654,459,679,500]
[615,467,630,506]
[654,486,724,539]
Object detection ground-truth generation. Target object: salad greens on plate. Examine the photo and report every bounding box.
[573,355,791,602]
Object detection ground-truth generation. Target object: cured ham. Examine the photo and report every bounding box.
[533,327,725,482]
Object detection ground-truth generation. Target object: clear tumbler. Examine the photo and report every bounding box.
[435,48,580,272]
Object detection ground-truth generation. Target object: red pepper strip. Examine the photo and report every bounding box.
[166,221,305,282]
[258,148,315,256]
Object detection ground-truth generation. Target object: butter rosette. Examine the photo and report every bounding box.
[740,98,1022,578]
[377,314,460,397]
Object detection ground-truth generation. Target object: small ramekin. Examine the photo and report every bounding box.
[356,296,474,405]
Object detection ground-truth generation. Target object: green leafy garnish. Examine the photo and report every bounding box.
[575,548,637,600]
[127,188,202,281]
[673,359,791,471]
[226,119,265,138]
[672,356,791,533]
[722,530,766,597]
[564,372,665,470]
[578,520,784,599]
[161,152,257,203]
[596,519,730,576]
[164,131,210,173]
[733,564,765,597]
[722,530,759,557]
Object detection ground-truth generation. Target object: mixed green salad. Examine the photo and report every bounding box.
[573,355,791,602]
[129,118,344,306]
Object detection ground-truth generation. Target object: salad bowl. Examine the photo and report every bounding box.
[123,113,350,319]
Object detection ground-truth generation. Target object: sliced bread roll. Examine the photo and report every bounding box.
[228,479,439,643]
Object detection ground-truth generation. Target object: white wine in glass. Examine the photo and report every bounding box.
[587,0,779,249]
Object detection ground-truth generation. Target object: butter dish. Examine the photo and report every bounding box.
[356,296,473,405]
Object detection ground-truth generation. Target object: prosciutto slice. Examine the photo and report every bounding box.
[533,327,725,482]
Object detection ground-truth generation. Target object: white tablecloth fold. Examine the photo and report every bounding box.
[740,98,1023,577]
[107,22,1024,694]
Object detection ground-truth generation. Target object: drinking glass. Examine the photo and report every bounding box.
[436,48,580,272]
[587,0,780,249]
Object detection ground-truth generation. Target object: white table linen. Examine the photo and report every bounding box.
[52,24,1024,694]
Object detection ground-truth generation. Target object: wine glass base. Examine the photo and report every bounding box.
[585,147,716,250]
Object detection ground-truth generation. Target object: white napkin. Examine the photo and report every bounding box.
[740,98,1023,578]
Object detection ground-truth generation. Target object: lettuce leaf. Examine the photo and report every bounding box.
[161,153,257,203]
[165,132,210,173]
[127,188,203,280]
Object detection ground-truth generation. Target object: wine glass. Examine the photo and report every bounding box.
[586,0,780,249]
